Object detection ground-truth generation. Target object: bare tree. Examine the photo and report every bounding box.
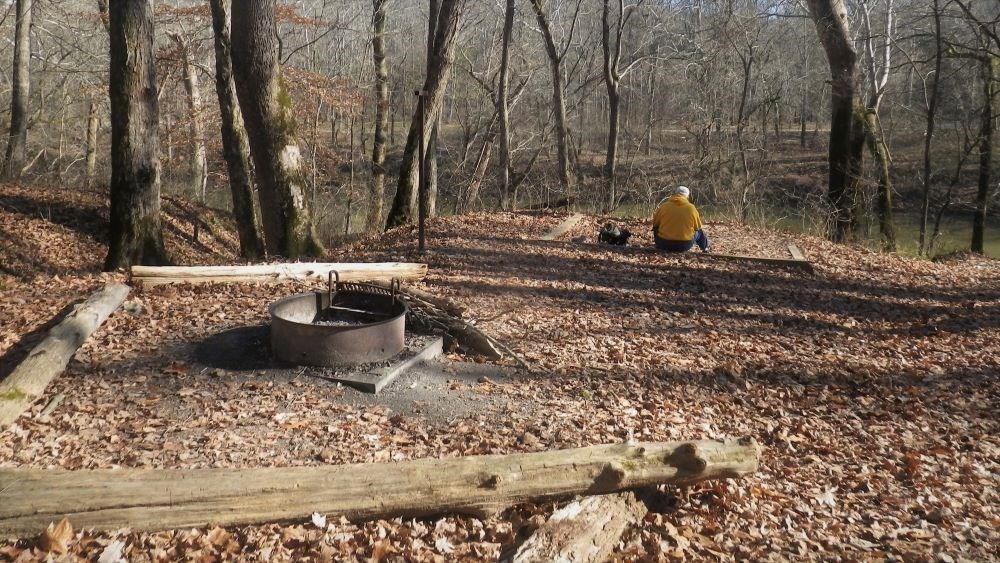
[169,32,209,203]
[497,0,516,210]
[601,0,645,211]
[529,0,583,196]
[231,0,324,258]
[860,0,896,251]
[104,0,168,270]
[368,0,389,231]
[385,0,465,229]
[209,0,266,259]
[806,0,864,242]
[2,0,33,180]
[918,0,943,256]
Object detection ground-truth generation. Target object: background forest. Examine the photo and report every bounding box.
[0,0,997,257]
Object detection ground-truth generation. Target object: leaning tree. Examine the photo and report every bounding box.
[231,0,324,258]
[104,0,169,270]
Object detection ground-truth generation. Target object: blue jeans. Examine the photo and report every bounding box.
[654,230,709,252]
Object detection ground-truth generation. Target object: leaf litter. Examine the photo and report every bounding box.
[1,186,998,560]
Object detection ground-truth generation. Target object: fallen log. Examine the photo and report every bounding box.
[130,262,428,286]
[513,492,647,563]
[0,283,130,428]
[540,213,585,241]
[694,251,814,272]
[0,438,760,538]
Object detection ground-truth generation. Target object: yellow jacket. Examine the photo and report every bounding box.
[653,195,702,241]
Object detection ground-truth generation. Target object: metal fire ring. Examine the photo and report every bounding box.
[268,271,407,367]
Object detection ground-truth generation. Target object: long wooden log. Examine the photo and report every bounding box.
[0,439,760,538]
[0,283,130,427]
[513,492,647,563]
[130,262,428,286]
[694,251,814,272]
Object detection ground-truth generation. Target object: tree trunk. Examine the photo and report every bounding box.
[919,0,943,256]
[0,284,130,428]
[425,0,441,218]
[173,35,208,203]
[806,0,862,243]
[368,0,389,232]
[104,0,168,271]
[2,0,32,180]
[0,439,760,536]
[498,0,515,211]
[84,101,99,190]
[208,0,265,259]
[602,0,622,212]
[384,0,464,229]
[530,0,576,196]
[864,110,896,251]
[972,56,996,254]
[231,0,324,258]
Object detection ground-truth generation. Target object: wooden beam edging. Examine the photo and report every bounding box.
[130,262,428,286]
[539,213,584,241]
[695,251,814,273]
[0,438,761,538]
[0,283,130,428]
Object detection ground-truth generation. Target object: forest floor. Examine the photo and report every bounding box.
[1,183,998,561]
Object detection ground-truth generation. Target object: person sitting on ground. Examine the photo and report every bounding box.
[651,186,710,253]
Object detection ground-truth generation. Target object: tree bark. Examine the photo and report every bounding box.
[864,111,896,251]
[426,0,441,218]
[0,283,130,428]
[2,0,33,180]
[368,0,389,232]
[919,0,943,256]
[530,0,576,196]
[84,100,99,190]
[171,34,209,204]
[0,439,760,537]
[104,0,168,271]
[806,0,862,243]
[208,0,266,260]
[231,0,323,258]
[602,0,624,212]
[384,0,464,229]
[498,0,515,210]
[972,56,996,254]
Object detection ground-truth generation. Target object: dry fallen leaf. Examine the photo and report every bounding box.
[37,517,73,554]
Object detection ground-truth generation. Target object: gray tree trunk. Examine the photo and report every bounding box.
[209,0,265,259]
[530,0,575,196]
[84,100,99,190]
[104,0,168,270]
[426,0,441,218]
[497,0,515,210]
[806,0,863,242]
[972,56,996,254]
[231,0,323,258]
[171,34,209,203]
[368,0,389,232]
[385,0,464,228]
[2,0,33,180]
